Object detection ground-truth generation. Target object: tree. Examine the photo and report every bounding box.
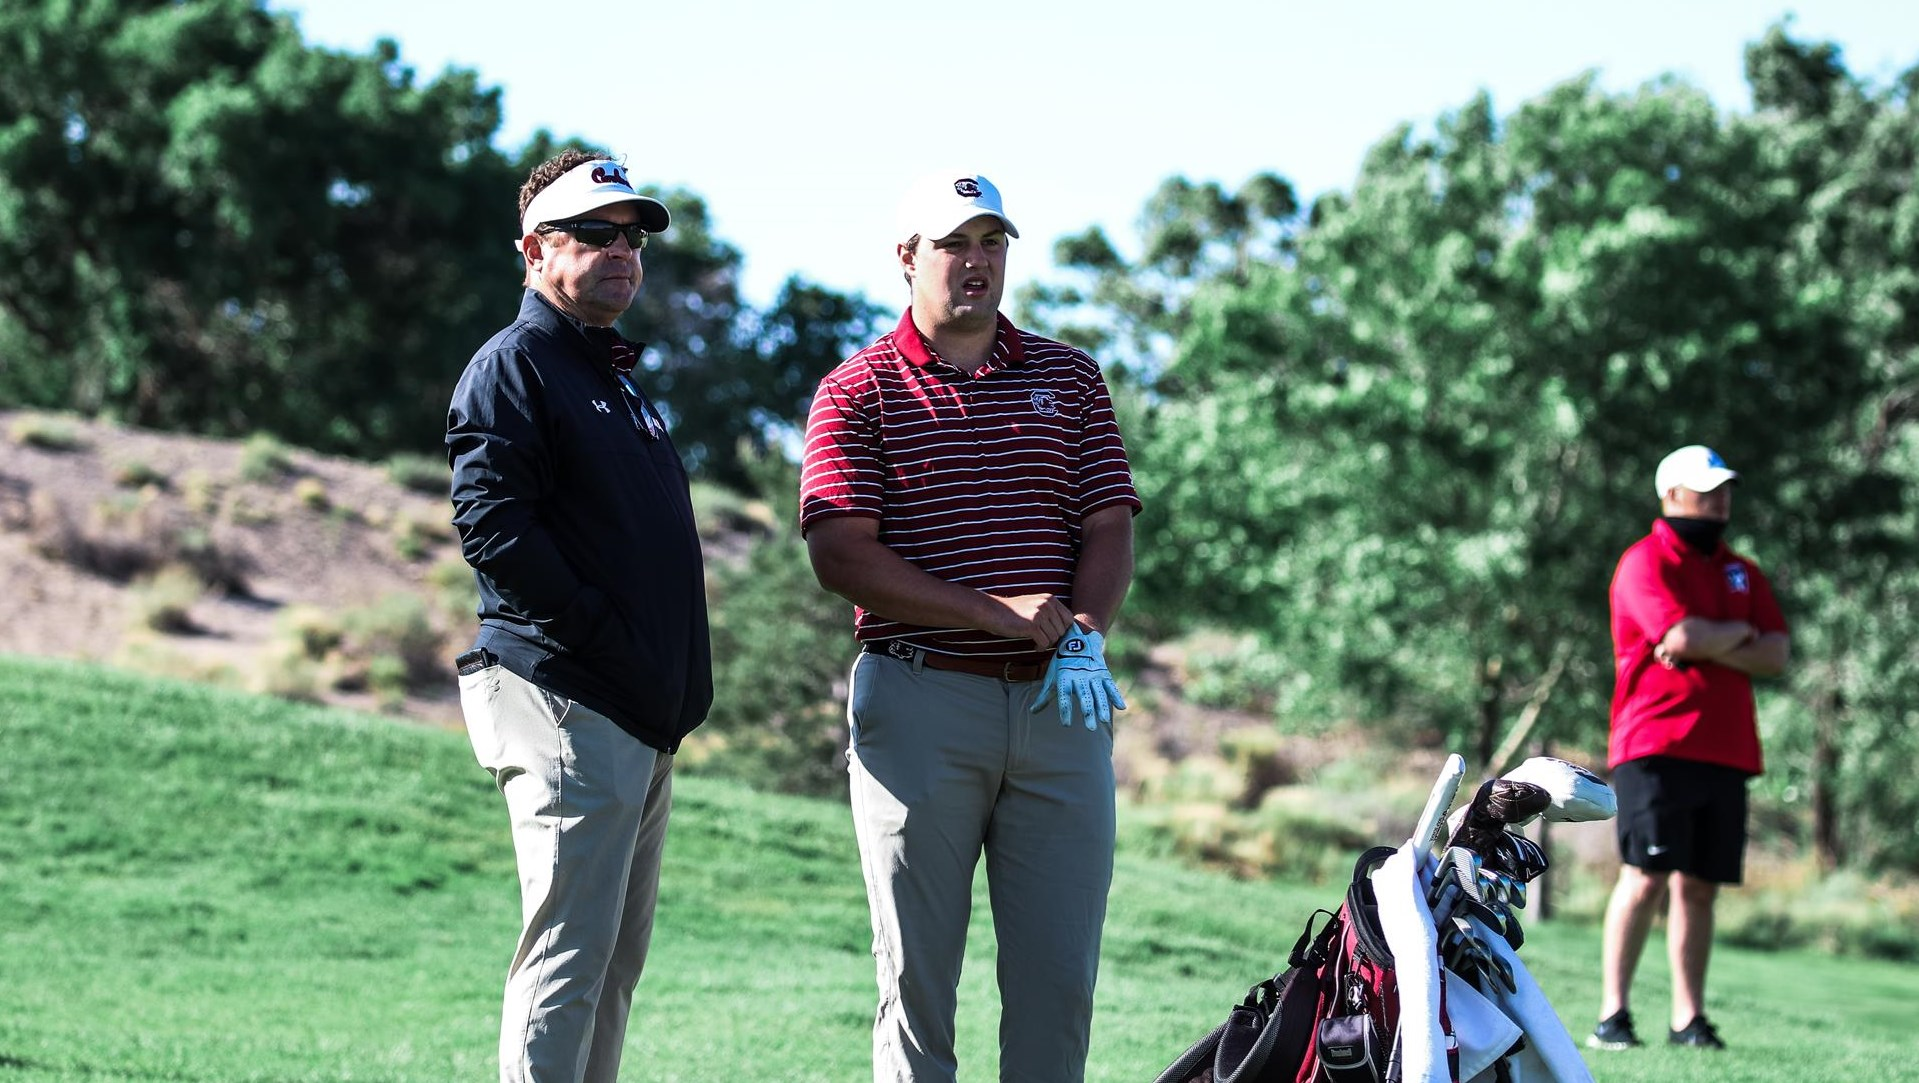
[0,0,874,477]
[1738,26,1919,872]
[1077,26,1919,872]
[650,275,886,488]
[1015,172,1300,371]
[0,0,525,454]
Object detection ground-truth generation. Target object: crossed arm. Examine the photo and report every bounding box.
[805,504,1135,649]
[1657,618,1791,678]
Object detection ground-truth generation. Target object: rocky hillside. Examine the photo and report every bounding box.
[1,409,473,725]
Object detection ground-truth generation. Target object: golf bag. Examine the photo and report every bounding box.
[1153,754,1610,1083]
[1152,847,1450,1083]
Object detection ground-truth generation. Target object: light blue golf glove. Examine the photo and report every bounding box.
[1033,626,1127,729]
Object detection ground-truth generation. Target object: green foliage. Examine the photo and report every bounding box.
[651,275,888,487]
[0,2,882,490]
[692,454,854,795]
[0,1,524,455]
[1049,27,1919,873]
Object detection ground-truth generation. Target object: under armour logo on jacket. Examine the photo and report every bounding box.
[591,400,612,413]
[1725,564,1749,593]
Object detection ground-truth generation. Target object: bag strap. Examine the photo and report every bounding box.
[1288,907,1342,970]
[1347,845,1399,967]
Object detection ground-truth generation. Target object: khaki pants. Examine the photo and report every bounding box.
[847,651,1117,1083]
[460,663,674,1083]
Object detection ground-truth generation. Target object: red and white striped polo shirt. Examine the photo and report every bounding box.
[800,309,1141,658]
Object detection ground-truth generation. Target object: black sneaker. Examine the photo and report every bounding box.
[1669,1016,1726,1049]
[1587,1009,1641,1050]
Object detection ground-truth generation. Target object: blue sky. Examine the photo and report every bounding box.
[278,1,1916,309]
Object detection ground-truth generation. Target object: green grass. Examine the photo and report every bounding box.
[2,653,1915,1081]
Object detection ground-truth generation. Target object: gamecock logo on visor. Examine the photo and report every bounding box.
[954,178,982,198]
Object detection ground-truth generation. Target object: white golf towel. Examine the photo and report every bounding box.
[1374,843,1448,1083]
[1374,843,1594,1083]
[1465,914,1595,1083]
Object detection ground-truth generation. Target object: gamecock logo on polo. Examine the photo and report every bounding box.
[954,178,982,198]
[1030,390,1060,417]
[591,165,631,188]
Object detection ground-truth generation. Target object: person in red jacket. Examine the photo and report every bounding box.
[1589,445,1790,1053]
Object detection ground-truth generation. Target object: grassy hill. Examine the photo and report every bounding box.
[2,654,1915,1082]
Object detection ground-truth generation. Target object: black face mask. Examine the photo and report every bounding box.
[1663,516,1727,554]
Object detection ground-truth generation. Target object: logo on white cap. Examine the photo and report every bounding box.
[897,170,1020,244]
[1654,444,1738,498]
[519,159,669,239]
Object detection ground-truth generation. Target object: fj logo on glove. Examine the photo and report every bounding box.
[1064,637,1084,653]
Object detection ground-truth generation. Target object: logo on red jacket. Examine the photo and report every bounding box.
[1724,564,1749,593]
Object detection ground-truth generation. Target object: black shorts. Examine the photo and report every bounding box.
[1612,756,1750,884]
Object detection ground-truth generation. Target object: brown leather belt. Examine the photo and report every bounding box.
[863,641,1050,683]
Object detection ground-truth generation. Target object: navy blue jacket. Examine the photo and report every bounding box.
[447,289,712,752]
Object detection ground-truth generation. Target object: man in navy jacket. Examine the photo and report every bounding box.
[447,149,711,1083]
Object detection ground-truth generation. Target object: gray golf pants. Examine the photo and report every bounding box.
[459,663,674,1083]
[847,651,1117,1083]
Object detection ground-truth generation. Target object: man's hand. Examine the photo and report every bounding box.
[987,593,1077,649]
[1033,627,1126,729]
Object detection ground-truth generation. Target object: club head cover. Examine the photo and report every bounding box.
[1448,779,1550,855]
[1502,756,1616,824]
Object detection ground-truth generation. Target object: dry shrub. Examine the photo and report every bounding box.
[8,412,85,452]
[426,556,478,630]
[110,458,171,490]
[29,490,251,596]
[238,433,296,483]
[293,477,330,511]
[392,512,454,561]
[180,470,222,517]
[384,453,448,496]
[265,596,448,708]
[128,565,207,633]
[225,494,277,526]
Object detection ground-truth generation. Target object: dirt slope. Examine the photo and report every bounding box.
[1,409,468,725]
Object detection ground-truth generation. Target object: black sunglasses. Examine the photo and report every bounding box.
[537,219,649,249]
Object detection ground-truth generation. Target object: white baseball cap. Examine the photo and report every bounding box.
[519,159,670,238]
[896,171,1019,244]
[1654,444,1738,497]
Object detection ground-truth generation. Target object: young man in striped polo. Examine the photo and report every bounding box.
[799,171,1141,1083]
